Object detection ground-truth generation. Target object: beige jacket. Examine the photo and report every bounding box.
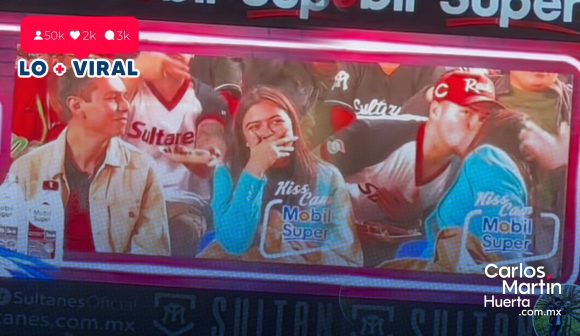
[9,130,170,256]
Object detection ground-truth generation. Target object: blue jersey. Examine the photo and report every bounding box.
[402,145,530,264]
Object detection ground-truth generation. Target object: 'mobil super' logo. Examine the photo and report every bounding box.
[281,205,332,243]
[274,180,333,243]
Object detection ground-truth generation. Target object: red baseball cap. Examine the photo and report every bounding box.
[432,71,503,113]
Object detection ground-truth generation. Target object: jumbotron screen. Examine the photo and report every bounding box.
[0,3,578,335]
[2,26,576,277]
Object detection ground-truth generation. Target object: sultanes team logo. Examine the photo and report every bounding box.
[331,70,350,91]
[326,138,346,155]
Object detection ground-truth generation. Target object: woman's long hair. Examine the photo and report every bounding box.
[231,86,319,186]
[469,108,534,200]
[469,108,526,156]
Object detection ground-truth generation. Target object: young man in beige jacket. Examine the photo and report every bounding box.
[9,72,170,256]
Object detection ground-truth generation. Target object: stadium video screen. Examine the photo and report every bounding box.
[3,46,574,280]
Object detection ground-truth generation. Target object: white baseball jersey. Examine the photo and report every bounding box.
[125,81,208,203]
[346,141,456,226]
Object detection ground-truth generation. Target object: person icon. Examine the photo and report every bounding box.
[34,31,42,41]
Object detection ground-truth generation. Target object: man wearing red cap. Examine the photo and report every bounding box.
[401,71,571,211]
[336,71,523,267]
[394,70,570,274]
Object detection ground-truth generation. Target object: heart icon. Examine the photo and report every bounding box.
[69,31,80,40]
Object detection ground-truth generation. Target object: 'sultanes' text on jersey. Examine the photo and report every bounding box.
[127,121,195,146]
